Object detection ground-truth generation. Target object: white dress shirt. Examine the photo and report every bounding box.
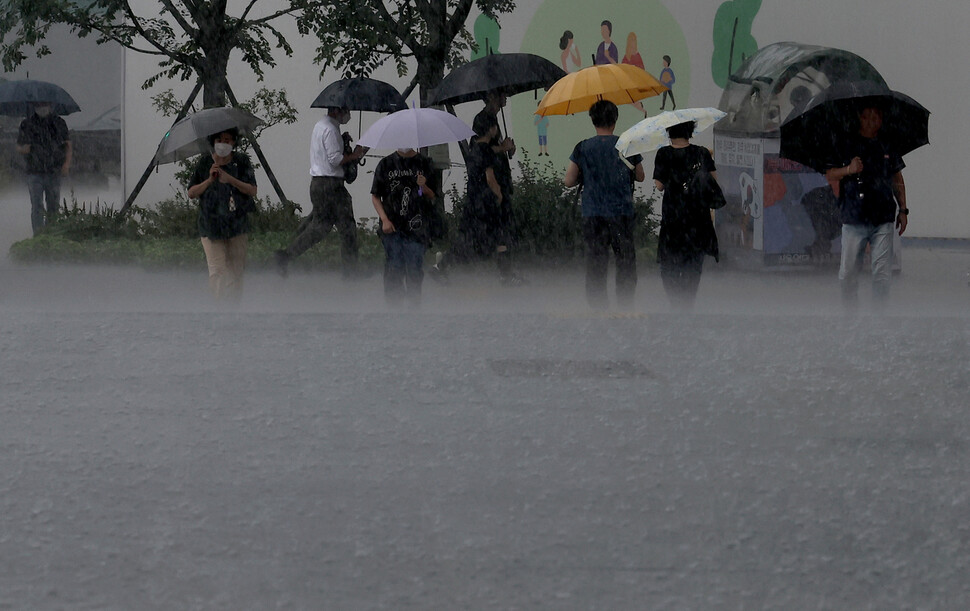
[310,116,345,177]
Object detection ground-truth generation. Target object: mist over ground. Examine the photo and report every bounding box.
[1,190,969,607]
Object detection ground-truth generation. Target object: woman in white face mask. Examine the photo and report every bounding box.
[187,129,258,301]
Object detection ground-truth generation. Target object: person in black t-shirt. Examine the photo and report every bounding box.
[824,106,908,311]
[454,111,524,285]
[371,148,438,307]
[16,102,71,235]
[653,120,719,310]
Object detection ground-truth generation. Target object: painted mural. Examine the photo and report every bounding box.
[510,0,690,164]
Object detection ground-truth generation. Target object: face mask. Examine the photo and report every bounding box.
[35,107,51,118]
[338,111,351,125]
[213,142,233,157]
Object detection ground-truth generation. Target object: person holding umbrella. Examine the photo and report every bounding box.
[275,106,364,278]
[16,102,71,235]
[825,104,908,311]
[186,128,258,301]
[564,100,644,310]
[652,120,719,310]
[370,147,438,307]
[468,92,524,285]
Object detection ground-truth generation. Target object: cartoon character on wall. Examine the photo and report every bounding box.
[594,20,618,65]
[534,115,550,156]
[659,55,676,110]
[622,32,646,114]
[560,30,582,72]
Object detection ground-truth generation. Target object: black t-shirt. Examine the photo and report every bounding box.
[17,114,70,174]
[833,135,905,226]
[465,140,503,209]
[370,152,437,241]
[473,108,513,198]
[653,144,719,261]
[189,152,257,239]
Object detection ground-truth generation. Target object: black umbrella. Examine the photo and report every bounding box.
[429,53,566,106]
[310,77,406,113]
[780,80,929,173]
[0,79,81,116]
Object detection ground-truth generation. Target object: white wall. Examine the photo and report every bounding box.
[116,0,965,238]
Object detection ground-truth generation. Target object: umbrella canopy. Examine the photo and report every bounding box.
[154,106,264,164]
[0,79,80,116]
[779,81,930,173]
[310,77,406,113]
[616,108,727,157]
[356,108,473,150]
[535,64,667,117]
[429,53,566,106]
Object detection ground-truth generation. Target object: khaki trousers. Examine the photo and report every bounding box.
[201,234,248,301]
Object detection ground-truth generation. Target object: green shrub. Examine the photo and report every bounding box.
[446,151,659,265]
[10,153,659,268]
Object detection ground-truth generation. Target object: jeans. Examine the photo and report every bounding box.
[381,231,426,307]
[583,215,637,310]
[26,173,61,235]
[839,222,894,311]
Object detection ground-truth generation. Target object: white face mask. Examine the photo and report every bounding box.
[338,111,351,125]
[35,106,51,118]
[213,142,233,157]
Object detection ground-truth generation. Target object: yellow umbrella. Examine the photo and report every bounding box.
[535,63,667,117]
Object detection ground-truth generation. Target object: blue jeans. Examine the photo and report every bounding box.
[381,231,426,307]
[839,222,894,310]
[26,173,61,235]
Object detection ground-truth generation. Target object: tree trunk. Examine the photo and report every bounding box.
[200,48,231,107]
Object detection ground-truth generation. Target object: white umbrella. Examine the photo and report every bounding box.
[615,107,726,157]
[154,106,264,164]
[357,107,474,150]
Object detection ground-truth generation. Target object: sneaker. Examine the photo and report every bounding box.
[273,250,290,278]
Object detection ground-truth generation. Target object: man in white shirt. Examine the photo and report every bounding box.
[276,106,363,277]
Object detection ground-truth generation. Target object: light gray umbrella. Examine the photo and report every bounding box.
[154,106,264,164]
[0,79,81,116]
[357,108,473,150]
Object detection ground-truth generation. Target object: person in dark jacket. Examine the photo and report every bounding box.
[187,128,258,301]
[455,111,524,285]
[16,102,71,235]
[653,120,718,310]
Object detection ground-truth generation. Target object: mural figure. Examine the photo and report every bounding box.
[622,32,646,115]
[534,114,550,156]
[559,30,582,72]
[594,20,618,65]
[659,55,676,110]
[621,32,644,69]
